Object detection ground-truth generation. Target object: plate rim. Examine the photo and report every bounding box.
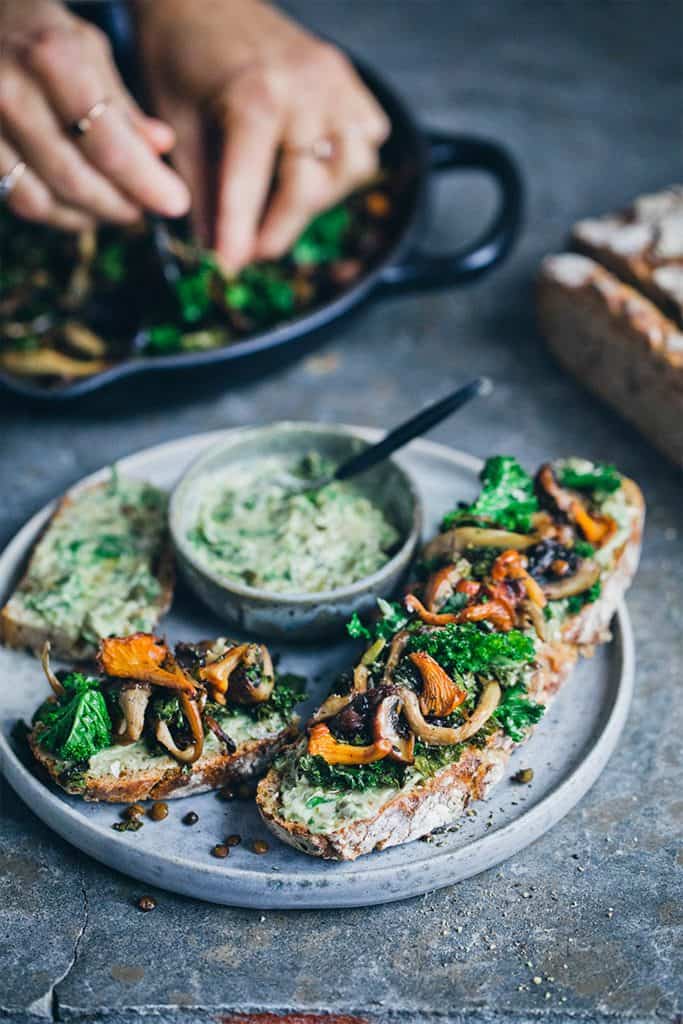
[0,428,634,908]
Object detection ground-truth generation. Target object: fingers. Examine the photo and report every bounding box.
[0,58,141,224]
[0,137,92,232]
[214,92,282,272]
[23,24,190,217]
[255,128,379,261]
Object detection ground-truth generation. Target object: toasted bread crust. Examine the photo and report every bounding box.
[0,481,175,662]
[257,484,644,860]
[29,723,298,803]
[538,254,683,468]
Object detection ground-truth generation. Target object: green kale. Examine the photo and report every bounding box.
[408,622,535,678]
[298,753,406,792]
[95,241,126,283]
[346,598,409,643]
[145,324,183,353]
[567,579,602,614]
[413,740,465,778]
[225,266,295,323]
[439,591,470,614]
[467,546,501,581]
[442,456,538,533]
[175,255,216,323]
[558,462,621,495]
[491,683,544,741]
[150,694,184,729]
[573,540,596,558]
[292,204,351,264]
[36,674,111,762]
[257,674,306,719]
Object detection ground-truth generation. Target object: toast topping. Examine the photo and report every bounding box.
[269,456,637,835]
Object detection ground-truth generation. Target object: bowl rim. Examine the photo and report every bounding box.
[169,420,423,607]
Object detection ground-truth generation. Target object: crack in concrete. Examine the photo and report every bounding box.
[30,863,90,1023]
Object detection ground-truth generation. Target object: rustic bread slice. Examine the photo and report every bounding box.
[29,721,298,803]
[538,253,683,467]
[1,476,174,661]
[257,481,644,860]
[571,185,683,326]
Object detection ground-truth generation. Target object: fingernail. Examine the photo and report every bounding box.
[162,181,191,217]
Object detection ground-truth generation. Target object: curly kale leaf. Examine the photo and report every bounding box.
[408,623,535,678]
[413,740,465,778]
[491,683,544,741]
[256,673,306,720]
[346,598,409,643]
[292,204,351,264]
[298,753,406,792]
[36,673,111,762]
[442,455,538,533]
[558,462,621,495]
[567,579,602,614]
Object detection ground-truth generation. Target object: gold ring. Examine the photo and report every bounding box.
[284,136,336,162]
[70,97,112,138]
[0,161,27,202]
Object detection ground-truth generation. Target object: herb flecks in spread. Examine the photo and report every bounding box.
[274,455,634,833]
[30,635,304,788]
[7,472,167,651]
[187,453,399,594]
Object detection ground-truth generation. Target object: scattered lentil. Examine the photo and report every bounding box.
[211,844,229,859]
[137,895,156,912]
[182,811,199,826]
[252,839,269,854]
[149,802,168,822]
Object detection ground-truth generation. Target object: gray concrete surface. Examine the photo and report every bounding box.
[1,1,681,1021]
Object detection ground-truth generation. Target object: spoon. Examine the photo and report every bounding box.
[280,376,493,495]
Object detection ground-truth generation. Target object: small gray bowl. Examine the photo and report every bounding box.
[169,421,422,642]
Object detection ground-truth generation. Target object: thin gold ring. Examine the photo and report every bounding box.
[0,160,27,202]
[69,97,112,138]
[283,136,336,162]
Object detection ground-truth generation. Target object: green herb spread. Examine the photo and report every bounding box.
[8,472,167,651]
[187,453,399,594]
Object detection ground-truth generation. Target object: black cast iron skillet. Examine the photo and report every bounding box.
[0,5,523,403]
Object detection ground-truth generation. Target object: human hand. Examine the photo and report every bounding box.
[0,0,190,230]
[137,0,390,272]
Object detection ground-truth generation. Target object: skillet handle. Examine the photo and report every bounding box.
[378,131,523,293]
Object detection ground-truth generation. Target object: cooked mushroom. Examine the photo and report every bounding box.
[155,720,199,764]
[307,722,391,765]
[179,692,205,762]
[229,644,275,704]
[423,561,469,612]
[204,715,237,754]
[536,464,614,545]
[399,682,501,745]
[373,692,414,764]
[352,663,369,694]
[405,593,458,626]
[199,643,249,703]
[381,630,410,685]
[409,651,467,718]
[522,597,547,642]
[40,641,65,697]
[542,558,601,600]
[115,683,151,744]
[311,692,354,723]
[0,347,111,379]
[98,634,196,693]
[422,526,537,565]
[491,549,547,608]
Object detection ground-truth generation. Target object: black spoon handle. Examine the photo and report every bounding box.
[334,377,493,482]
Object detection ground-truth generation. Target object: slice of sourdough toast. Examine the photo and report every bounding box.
[29,721,298,803]
[1,474,174,662]
[257,459,644,861]
[28,634,302,802]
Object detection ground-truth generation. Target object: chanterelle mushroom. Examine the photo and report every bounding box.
[116,683,151,745]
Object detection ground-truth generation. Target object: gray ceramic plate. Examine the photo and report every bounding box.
[0,429,634,909]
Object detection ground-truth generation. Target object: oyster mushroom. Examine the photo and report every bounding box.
[115,683,152,744]
[40,641,65,697]
[399,682,501,745]
[155,720,199,764]
[422,526,537,565]
[373,692,415,764]
[381,630,410,685]
[542,558,601,600]
[229,644,275,704]
[199,643,249,703]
